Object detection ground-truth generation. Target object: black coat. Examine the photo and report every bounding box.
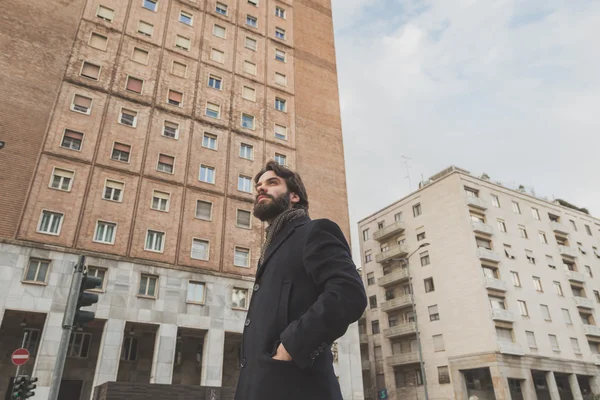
[234,216,367,400]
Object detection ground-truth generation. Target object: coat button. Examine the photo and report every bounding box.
[240,358,246,368]
[253,283,260,292]
[245,318,251,326]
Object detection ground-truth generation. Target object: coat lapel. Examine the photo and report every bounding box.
[256,215,310,281]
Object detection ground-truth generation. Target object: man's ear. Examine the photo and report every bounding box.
[290,192,300,204]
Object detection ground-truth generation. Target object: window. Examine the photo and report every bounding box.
[526,331,537,349]
[243,60,257,75]
[248,0,258,6]
[117,109,137,128]
[511,271,521,287]
[594,290,600,303]
[275,97,287,112]
[242,86,256,101]
[585,224,592,236]
[234,247,250,268]
[368,321,379,336]
[145,230,164,252]
[89,32,108,51]
[24,259,49,283]
[38,211,63,235]
[531,208,540,220]
[367,273,375,285]
[238,175,252,193]
[570,220,577,231]
[204,103,221,120]
[533,277,543,292]
[216,2,228,15]
[191,239,209,260]
[236,209,251,229]
[518,300,529,317]
[491,194,500,207]
[171,61,187,77]
[245,37,257,51]
[199,133,217,151]
[413,203,422,217]
[526,250,535,264]
[68,332,92,358]
[539,231,547,244]
[275,72,287,86]
[276,6,286,18]
[570,338,581,354]
[362,229,369,241]
[548,334,560,352]
[241,114,255,129]
[175,35,190,51]
[71,95,92,117]
[240,143,253,160]
[518,225,528,239]
[464,187,479,198]
[497,220,506,232]
[274,124,287,140]
[138,274,158,297]
[561,308,572,324]
[512,201,521,214]
[126,76,143,94]
[476,237,491,250]
[424,278,435,293]
[199,165,216,184]
[433,335,444,352]
[121,337,139,361]
[578,243,586,254]
[246,15,258,28]
[138,21,154,36]
[111,143,130,163]
[369,295,377,309]
[571,286,583,297]
[504,244,516,259]
[143,0,157,11]
[595,246,600,258]
[417,232,426,241]
[232,288,249,309]
[274,153,286,166]
[275,27,286,40]
[132,47,149,64]
[482,266,498,278]
[210,48,225,63]
[420,251,430,266]
[151,190,170,211]
[428,305,439,321]
[187,281,205,303]
[275,49,286,62]
[584,265,593,278]
[49,168,74,191]
[159,121,178,140]
[100,180,124,203]
[196,200,212,221]
[540,305,551,321]
[180,11,193,25]
[80,61,100,80]
[496,327,513,342]
[87,267,107,290]
[213,24,226,38]
[156,154,174,174]
[167,90,183,107]
[489,296,506,310]
[364,251,372,263]
[94,221,116,244]
[61,129,84,150]
[550,281,563,297]
[96,5,115,21]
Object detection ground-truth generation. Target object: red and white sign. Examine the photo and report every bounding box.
[11,348,30,366]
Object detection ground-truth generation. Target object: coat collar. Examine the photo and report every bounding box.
[256,215,311,280]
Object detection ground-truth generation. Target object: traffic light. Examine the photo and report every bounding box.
[23,377,37,399]
[73,272,103,326]
[12,376,26,399]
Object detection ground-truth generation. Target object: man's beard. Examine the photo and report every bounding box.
[253,191,291,222]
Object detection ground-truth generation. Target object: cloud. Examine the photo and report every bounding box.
[331,0,600,260]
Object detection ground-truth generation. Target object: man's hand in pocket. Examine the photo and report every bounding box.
[272,342,293,361]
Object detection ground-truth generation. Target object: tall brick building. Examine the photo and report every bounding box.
[0,0,364,399]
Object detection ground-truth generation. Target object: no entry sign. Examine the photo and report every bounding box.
[11,348,30,366]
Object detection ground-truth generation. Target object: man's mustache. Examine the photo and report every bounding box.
[255,194,275,204]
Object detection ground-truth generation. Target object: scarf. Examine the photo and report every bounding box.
[258,208,307,267]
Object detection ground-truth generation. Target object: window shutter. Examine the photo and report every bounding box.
[126,77,143,93]
[132,48,149,64]
[172,62,187,77]
[158,154,174,165]
[64,130,84,140]
[139,21,154,35]
[97,6,115,20]
[168,90,183,103]
[106,180,124,190]
[81,62,100,79]
[90,33,108,50]
[113,143,130,152]
[238,210,251,227]
[176,36,190,49]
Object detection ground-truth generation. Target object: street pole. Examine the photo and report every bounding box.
[48,255,85,400]
[12,330,29,390]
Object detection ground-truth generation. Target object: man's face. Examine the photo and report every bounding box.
[253,170,299,221]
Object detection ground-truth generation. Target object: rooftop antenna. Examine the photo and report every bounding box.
[401,155,412,191]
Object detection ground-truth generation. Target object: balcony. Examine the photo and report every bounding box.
[362,360,371,370]
[378,269,410,287]
[574,296,595,310]
[467,197,488,210]
[472,221,494,236]
[551,221,569,235]
[498,342,525,356]
[595,354,600,366]
[376,244,410,264]
[491,308,515,323]
[384,323,416,339]
[477,248,501,263]
[558,246,578,258]
[386,352,419,366]
[565,270,585,283]
[374,221,406,242]
[484,277,508,292]
[360,334,368,344]
[583,324,600,338]
[381,295,412,313]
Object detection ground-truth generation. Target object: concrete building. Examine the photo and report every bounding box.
[0,0,364,399]
[357,166,600,400]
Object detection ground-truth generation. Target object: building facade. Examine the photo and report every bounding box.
[358,166,600,400]
[0,0,364,398]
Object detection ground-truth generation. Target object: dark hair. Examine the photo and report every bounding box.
[254,161,309,212]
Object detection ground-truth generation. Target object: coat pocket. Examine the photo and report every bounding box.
[277,281,292,332]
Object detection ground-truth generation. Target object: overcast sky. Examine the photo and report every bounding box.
[330,0,600,261]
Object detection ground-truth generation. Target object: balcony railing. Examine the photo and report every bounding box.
[381,295,412,313]
[472,221,494,236]
[378,269,410,287]
[467,197,488,210]
[376,244,410,263]
[477,248,501,263]
[558,246,578,258]
[551,221,569,235]
[373,221,406,242]
[386,352,419,366]
[362,360,371,370]
[484,277,508,292]
[383,323,416,339]
[574,296,595,309]
[491,308,515,322]
[498,341,524,356]
[565,270,585,283]
[583,324,600,338]
[360,334,368,343]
